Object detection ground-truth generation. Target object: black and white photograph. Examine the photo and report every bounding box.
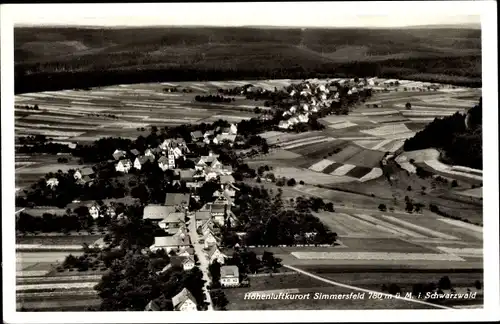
[1,2,498,323]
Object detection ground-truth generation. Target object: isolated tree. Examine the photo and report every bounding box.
[405,102,412,110]
[474,280,482,290]
[451,180,459,188]
[378,204,387,212]
[438,276,452,290]
[210,289,229,310]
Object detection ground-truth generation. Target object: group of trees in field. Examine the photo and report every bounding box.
[16,210,102,234]
[404,99,482,169]
[194,94,235,103]
[15,104,39,110]
[221,184,337,247]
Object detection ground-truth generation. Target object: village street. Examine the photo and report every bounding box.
[187,212,214,311]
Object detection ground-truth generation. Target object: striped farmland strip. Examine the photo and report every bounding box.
[438,218,483,233]
[17,282,97,291]
[345,166,373,178]
[372,139,393,150]
[309,159,334,172]
[281,137,333,150]
[381,215,459,240]
[322,162,344,174]
[278,135,326,147]
[330,164,357,176]
[353,214,427,238]
[291,251,464,261]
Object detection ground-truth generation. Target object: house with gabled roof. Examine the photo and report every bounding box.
[74,167,94,180]
[161,255,195,272]
[158,156,170,171]
[115,159,132,173]
[195,210,211,228]
[143,205,170,223]
[206,245,226,264]
[112,149,127,161]
[172,288,198,311]
[130,149,140,156]
[203,231,220,249]
[190,130,203,141]
[158,212,185,230]
[220,265,240,287]
[134,155,154,170]
[144,300,161,311]
[150,234,191,253]
[144,148,156,158]
[278,120,290,129]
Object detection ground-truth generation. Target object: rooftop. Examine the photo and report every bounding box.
[220,265,239,278]
[172,288,196,309]
[143,205,170,220]
[165,193,191,207]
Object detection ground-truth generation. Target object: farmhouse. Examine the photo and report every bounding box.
[112,149,127,160]
[158,156,171,171]
[88,204,100,219]
[46,177,59,188]
[206,245,226,264]
[203,231,220,248]
[150,235,191,253]
[158,212,185,230]
[161,255,196,272]
[134,155,153,170]
[172,288,198,311]
[74,167,94,180]
[195,211,211,228]
[190,130,203,141]
[144,300,161,311]
[144,148,156,158]
[278,120,290,129]
[220,265,240,287]
[115,159,132,173]
[143,205,170,223]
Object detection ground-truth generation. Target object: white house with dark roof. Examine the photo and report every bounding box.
[74,167,94,180]
[112,149,127,161]
[134,155,153,170]
[115,159,132,173]
[88,204,100,219]
[160,255,195,272]
[150,235,191,253]
[144,148,156,158]
[203,231,220,248]
[220,265,240,287]
[172,288,198,311]
[190,130,204,141]
[278,120,290,129]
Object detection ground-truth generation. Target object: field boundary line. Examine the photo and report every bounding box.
[284,264,452,309]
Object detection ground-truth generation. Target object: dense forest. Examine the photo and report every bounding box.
[403,99,482,169]
[15,27,481,93]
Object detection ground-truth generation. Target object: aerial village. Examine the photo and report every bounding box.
[15,75,482,312]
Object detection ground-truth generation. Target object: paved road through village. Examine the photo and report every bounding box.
[188,212,214,311]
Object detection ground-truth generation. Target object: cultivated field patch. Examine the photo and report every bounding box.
[291,251,464,261]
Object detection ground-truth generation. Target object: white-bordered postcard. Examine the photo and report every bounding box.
[1,2,498,323]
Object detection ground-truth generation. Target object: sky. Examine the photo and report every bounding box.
[7,2,482,28]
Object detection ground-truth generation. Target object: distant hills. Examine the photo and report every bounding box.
[14,26,481,93]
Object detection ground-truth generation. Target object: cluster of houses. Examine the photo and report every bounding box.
[190,123,238,147]
[277,79,366,129]
[145,288,198,311]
